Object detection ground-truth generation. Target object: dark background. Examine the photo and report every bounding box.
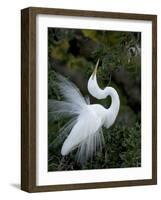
[48,28,141,171]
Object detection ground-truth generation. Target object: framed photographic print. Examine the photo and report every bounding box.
[21,7,157,192]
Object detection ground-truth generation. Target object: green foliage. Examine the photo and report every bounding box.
[104,123,141,168]
[48,28,141,171]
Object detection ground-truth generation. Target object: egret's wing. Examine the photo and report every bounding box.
[56,73,87,107]
[48,100,81,122]
[49,73,88,121]
[49,73,101,163]
[61,106,105,163]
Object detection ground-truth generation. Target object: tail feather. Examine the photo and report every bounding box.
[76,128,105,164]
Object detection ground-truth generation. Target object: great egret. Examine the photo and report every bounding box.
[49,59,120,163]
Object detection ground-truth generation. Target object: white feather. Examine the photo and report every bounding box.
[61,105,103,156]
[56,73,87,107]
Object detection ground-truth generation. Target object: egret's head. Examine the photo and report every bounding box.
[88,59,106,99]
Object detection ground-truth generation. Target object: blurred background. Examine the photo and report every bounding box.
[48,28,141,171]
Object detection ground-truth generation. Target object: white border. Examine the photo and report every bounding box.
[36,14,152,186]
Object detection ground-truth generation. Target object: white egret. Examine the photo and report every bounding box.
[49,59,120,163]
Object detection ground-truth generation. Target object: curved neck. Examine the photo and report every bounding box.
[104,87,120,115]
[88,75,120,116]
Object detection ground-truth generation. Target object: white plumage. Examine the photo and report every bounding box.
[49,59,120,163]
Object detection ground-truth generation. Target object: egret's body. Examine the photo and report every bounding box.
[49,59,120,163]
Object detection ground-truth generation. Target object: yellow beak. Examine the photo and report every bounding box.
[92,58,100,79]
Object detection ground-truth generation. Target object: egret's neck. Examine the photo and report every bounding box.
[88,75,120,116]
[104,87,120,115]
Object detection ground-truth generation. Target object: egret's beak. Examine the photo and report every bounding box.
[92,58,100,79]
